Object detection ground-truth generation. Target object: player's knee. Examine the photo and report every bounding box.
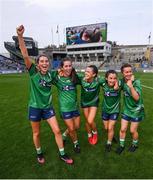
[120,127,127,134]
[53,128,61,136]
[75,124,80,130]
[33,131,40,138]
[104,126,108,131]
[68,126,75,133]
[108,125,114,132]
[88,120,93,126]
[103,124,108,131]
[130,128,137,134]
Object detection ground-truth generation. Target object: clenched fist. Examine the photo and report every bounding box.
[16,25,25,36]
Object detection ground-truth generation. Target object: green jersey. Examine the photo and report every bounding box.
[122,79,144,118]
[28,63,56,109]
[100,80,121,114]
[77,73,104,107]
[53,75,78,112]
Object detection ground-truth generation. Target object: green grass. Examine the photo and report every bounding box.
[0,72,153,178]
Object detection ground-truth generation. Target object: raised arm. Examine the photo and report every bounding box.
[16,25,32,69]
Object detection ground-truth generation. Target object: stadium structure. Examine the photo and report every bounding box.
[1,22,153,73]
[39,22,111,70]
[0,36,38,74]
[65,23,111,70]
[0,54,25,74]
[4,36,38,62]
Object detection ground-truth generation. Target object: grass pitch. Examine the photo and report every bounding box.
[0,72,153,179]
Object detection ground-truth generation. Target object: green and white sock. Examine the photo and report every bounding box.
[73,140,79,148]
[92,130,97,134]
[132,139,138,146]
[119,139,125,147]
[107,140,112,145]
[62,132,67,140]
[59,148,65,156]
[36,147,42,155]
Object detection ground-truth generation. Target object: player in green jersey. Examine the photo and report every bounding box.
[101,70,121,152]
[16,25,73,165]
[53,57,81,153]
[77,65,100,145]
[116,64,144,154]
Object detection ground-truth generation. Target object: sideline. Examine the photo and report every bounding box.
[142,84,153,90]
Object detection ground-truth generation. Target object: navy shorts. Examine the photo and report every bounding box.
[61,110,80,120]
[81,105,98,108]
[121,113,143,122]
[28,106,55,122]
[102,112,119,121]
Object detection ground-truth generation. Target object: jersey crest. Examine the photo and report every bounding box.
[62,85,75,91]
[39,79,52,87]
[104,91,118,97]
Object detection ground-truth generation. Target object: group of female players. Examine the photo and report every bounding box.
[16,25,144,165]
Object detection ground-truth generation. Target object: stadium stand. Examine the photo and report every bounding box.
[0,54,25,74]
[1,35,39,74]
[4,41,24,64]
[4,36,38,63]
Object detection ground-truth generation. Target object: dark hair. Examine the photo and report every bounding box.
[93,27,100,33]
[121,63,132,73]
[80,29,92,42]
[91,31,102,42]
[60,56,72,68]
[61,57,78,84]
[105,69,117,78]
[87,65,98,77]
[36,54,49,63]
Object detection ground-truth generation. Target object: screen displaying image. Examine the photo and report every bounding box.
[66,22,107,45]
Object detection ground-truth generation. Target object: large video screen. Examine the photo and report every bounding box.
[66,22,107,45]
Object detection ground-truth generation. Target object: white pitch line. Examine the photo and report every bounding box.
[142,84,153,90]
